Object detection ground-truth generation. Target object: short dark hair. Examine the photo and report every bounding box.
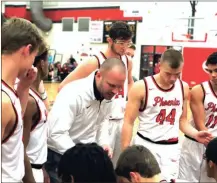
[58,143,117,183]
[128,44,136,50]
[115,145,161,180]
[2,17,43,55]
[33,50,48,67]
[205,137,217,165]
[205,52,217,66]
[161,49,183,69]
[109,21,133,41]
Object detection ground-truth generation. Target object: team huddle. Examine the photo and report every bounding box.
[2,17,217,183]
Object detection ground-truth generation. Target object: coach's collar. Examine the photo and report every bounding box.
[93,71,104,101]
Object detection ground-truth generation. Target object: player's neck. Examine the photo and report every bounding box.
[210,80,217,93]
[104,48,121,59]
[2,55,20,89]
[155,74,173,89]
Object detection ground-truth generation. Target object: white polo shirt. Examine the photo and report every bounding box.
[47,71,113,154]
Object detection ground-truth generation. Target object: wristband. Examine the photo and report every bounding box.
[41,90,47,100]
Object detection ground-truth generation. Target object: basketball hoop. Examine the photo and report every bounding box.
[171,17,208,43]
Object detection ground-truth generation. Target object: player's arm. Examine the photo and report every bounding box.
[39,80,50,110]
[16,67,37,116]
[58,57,98,92]
[179,82,198,137]
[179,82,212,144]
[190,85,207,131]
[1,92,15,140]
[22,97,37,183]
[121,80,145,150]
[16,84,30,116]
[127,57,134,92]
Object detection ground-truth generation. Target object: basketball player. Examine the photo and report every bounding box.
[58,21,134,166]
[58,143,117,183]
[126,44,136,58]
[116,145,189,183]
[178,52,217,182]
[22,47,50,183]
[2,18,43,182]
[121,49,212,180]
[205,137,217,182]
[45,58,126,183]
[116,145,162,183]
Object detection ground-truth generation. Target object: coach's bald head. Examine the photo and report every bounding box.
[99,57,126,74]
[95,58,126,100]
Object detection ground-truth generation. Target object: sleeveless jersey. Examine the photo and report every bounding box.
[94,51,129,118]
[138,76,184,141]
[26,89,48,164]
[1,80,24,182]
[190,81,217,136]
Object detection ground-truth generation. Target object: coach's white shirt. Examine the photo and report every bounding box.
[47,71,112,155]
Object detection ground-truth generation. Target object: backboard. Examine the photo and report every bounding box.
[171,17,208,43]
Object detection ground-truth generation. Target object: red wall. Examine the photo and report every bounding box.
[4,5,143,22]
[182,47,217,88]
[155,46,167,53]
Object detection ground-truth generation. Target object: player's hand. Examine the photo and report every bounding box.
[18,66,38,89]
[195,130,213,146]
[102,145,113,159]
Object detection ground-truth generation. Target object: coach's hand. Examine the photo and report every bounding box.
[195,131,213,146]
[102,145,113,159]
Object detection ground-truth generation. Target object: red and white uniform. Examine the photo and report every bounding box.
[94,51,129,166]
[179,81,217,182]
[26,89,48,182]
[1,80,24,182]
[134,76,184,180]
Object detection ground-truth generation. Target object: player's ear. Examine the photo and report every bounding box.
[107,37,113,44]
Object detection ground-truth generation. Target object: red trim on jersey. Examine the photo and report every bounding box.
[137,132,178,144]
[93,55,100,69]
[151,76,175,92]
[30,88,43,102]
[200,83,206,104]
[100,51,107,60]
[1,79,19,98]
[208,81,217,99]
[29,93,42,132]
[100,51,123,62]
[2,91,19,144]
[139,78,148,112]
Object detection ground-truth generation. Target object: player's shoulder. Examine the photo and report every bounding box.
[179,80,189,88]
[129,79,146,97]
[2,91,15,117]
[191,83,204,92]
[1,91,13,107]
